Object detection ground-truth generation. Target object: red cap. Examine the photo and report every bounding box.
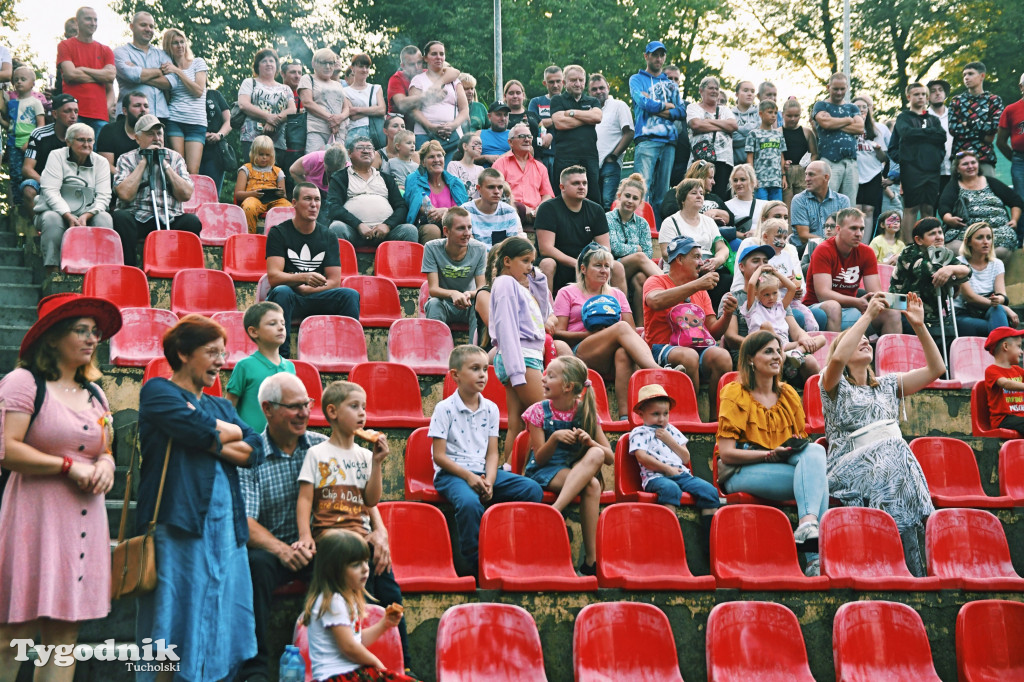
[984,326,1024,354]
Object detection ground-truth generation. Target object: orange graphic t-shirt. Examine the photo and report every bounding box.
[298,441,373,540]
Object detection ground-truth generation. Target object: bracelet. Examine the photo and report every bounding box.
[60,456,73,476]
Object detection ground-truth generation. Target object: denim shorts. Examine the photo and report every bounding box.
[651,343,716,368]
[165,120,208,144]
[19,178,40,193]
[493,353,544,385]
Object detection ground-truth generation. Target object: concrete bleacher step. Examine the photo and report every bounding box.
[4,282,40,307]
[0,230,18,248]
[0,264,33,284]
[0,246,26,267]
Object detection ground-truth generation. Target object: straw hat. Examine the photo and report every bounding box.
[632,384,676,415]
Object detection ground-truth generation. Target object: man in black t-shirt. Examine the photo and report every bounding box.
[550,65,603,204]
[535,165,627,295]
[21,94,79,215]
[97,90,149,211]
[198,89,232,194]
[266,182,360,357]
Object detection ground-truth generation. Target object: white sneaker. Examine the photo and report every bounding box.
[794,520,819,544]
[804,559,820,577]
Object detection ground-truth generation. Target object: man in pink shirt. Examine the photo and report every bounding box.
[56,7,115,133]
[493,122,554,225]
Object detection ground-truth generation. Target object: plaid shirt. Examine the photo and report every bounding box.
[239,429,328,545]
[113,146,192,222]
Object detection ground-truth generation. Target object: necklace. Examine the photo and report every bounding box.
[63,385,79,393]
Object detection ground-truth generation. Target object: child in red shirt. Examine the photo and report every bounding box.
[983,327,1024,433]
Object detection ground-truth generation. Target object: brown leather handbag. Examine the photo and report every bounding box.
[110,439,170,601]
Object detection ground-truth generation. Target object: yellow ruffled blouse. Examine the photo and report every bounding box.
[716,381,807,449]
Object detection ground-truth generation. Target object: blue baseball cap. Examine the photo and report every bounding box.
[738,243,775,263]
[645,41,667,54]
[665,236,700,263]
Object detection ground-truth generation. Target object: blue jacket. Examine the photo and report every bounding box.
[403,168,471,224]
[629,69,685,143]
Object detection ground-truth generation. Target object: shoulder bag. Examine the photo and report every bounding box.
[110,436,171,601]
[229,79,251,130]
[691,106,719,162]
[367,86,387,149]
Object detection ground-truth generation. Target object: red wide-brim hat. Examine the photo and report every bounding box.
[19,293,123,359]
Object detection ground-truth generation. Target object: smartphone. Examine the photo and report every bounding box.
[883,292,908,310]
[782,437,810,453]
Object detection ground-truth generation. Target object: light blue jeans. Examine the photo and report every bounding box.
[599,160,621,210]
[633,139,676,219]
[1012,152,1024,203]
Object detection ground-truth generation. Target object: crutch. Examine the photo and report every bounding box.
[935,284,959,380]
[147,149,172,230]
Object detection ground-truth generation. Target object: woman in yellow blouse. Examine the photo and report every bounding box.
[716,330,830,576]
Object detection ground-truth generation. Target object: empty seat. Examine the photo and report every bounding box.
[926,508,1024,590]
[802,373,825,435]
[291,359,327,428]
[197,202,247,246]
[374,240,426,287]
[596,503,714,590]
[170,268,237,317]
[143,230,205,278]
[509,431,614,505]
[443,365,508,428]
[83,264,150,308]
[909,436,1015,508]
[386,318,453,375]
[341,275,403,327]
[209,310,256,370]
[706,601,815,682]
[628,369,716,432]
[999,439,1024,502]
[971,382,1020,439]
[182,174,218,214]
[874,334,961,389]
[222,233,268,282]
[263,205,295,234]
[296,315,367,373]
[956,599,1024,682]
[436,603,548,682]
[832,601,942,681]
[403,427,442,502]
[714,370,739,418]
[108,308,178,367]
[60,226,124,274]
[587,369,629,432]
[479,502,598,591]
[348,362,429,428]
[573,602,684,682]
[950,335,994,387]
[336,238,359,277]
[377,502,476,592]
[710,504,829,590]
[877,262,894,291]
[819,507,952,590]
[143,356,222,397]
[293,603,402,680]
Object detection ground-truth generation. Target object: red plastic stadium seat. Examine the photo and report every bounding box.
[386,318,453,375]
[971,382,1020,439]
[909,437,1015,508]
[706,601,815,682]
[348,362,429,428]
[628,369,716,432]
[143,356,222,397]
[832,601,942,682]
[209,310,257,370]
[509,431,614,505]
[83,265,150,308]
[950,336,994,388]
[956,600,1024,682]
[291,359,327,427]
[710,504,830,590]
[182,174,218,214]
[587,369,629,432]
[927,508,1024,590]
[417,280,470,332]
[611,199,657,237]
[377,502,476,592]
[374,241,426,287]
[336,239,359,277]
[819,507,952,590]
[60,226,123,274]
[443,365,508,429]
[715,370,739,417]
[999,439,1024,502]
[293,603,402,681]
[877,262,894,291]
[573,602,685,682]
[296,315,367,373]
[613,433,695,504]
[197,203,247,246]
[803,373,825,435]
[403,427,442,502]
[478,502,598,591]
[143,230,205,278]
[222,233,268,282]
[170,268,237,317]
[341,276,402,327]
[874,333,961,389]
[263,205,295,234]
[808,330,838,368]
[596,503,714,590]
[108,308,178,367]
[436,603,548,682]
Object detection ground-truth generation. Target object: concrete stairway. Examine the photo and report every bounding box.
[0,229,40,371]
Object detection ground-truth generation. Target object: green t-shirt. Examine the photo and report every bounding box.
[226,350,295,431]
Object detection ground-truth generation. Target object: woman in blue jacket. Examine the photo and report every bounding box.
[404,139,470,243]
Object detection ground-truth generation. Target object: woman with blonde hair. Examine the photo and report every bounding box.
[725,163,768,243]
[955,221,1019,332]
[300,48,350,151]
[161,28,209,173]
[458,73,487,133]
[606,173,662,317]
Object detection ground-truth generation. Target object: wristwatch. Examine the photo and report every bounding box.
[569,111,576,118]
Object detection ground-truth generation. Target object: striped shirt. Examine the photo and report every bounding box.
[167,57,209,126]
[461,199,522,247]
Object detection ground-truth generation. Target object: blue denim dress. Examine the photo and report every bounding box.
[524,400,580,486]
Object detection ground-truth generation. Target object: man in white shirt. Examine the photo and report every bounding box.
[589,73,634,209]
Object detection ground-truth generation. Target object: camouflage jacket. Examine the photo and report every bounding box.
[889,244,966,323]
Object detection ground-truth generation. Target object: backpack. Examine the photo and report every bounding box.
[668,301,716,349]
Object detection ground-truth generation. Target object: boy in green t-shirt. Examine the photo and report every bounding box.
[226,301,295,430]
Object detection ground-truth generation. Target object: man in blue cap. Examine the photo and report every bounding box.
[630,40,686,219]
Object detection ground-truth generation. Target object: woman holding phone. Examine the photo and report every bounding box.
[716,330,830,576]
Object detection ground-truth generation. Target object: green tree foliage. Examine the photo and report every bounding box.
[739,0,842,87]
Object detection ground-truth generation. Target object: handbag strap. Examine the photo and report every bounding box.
[116,435,172,543]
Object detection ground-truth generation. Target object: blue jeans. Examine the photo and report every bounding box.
[599,160,621,210]
[1012,153,1024,203]
[644,473,721,509]
[755,187,783,201]
[198,151,225,196]
[329,221,419,245]
[266,285,360,358]
[434,469,543,568]
[809,303,861,331]
[633,139,675,219]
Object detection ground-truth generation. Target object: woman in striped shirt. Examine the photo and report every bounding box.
[161,28,208,174]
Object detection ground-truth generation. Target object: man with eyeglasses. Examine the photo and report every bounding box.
[492,122,554,225]
[238,373,400,682]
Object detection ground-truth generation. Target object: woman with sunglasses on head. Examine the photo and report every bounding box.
[300,48,351,152]
[938,150,1023,257]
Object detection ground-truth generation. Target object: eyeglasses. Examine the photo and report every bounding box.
[71,326,103,340]
[201,347,228,360]
[512,134,532,140]
[74,137,95,144]
[270,399,314,412]
[352,145,375,152]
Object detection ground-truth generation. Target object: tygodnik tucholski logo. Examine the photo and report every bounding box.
[10,638,180,672]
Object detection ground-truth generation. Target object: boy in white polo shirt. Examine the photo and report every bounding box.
[430,345,543,574]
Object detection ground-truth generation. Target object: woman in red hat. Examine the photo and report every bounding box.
[0,293,122,678]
